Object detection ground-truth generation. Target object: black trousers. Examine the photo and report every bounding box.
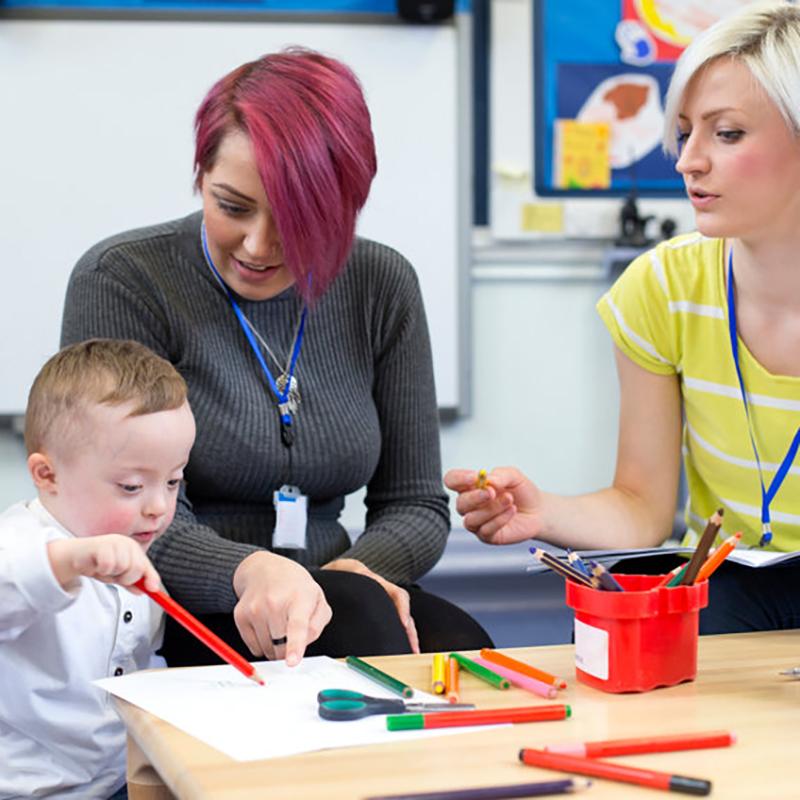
[613,555,800,634]
[160,569,494,667]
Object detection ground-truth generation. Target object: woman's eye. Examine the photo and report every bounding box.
[676,130,690,149]
[119,484,141,494]
[216,198,249,216]
[167,478,182,489]
[717,129,744,143]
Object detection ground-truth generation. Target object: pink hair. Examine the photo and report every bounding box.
[194,49,377,304]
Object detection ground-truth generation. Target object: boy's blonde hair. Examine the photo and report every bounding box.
[663,1,800,156]
[25,339,188,455]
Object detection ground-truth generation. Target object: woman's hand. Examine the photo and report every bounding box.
[444,467,546,545]
[321,558,420,654]
[232,551,332,667]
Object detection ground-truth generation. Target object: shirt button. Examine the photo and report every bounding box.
[123,611,133,623]
[114,667,124,677]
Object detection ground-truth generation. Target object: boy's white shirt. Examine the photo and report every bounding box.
[0,498,164,800]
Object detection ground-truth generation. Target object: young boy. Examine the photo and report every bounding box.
[0,338,196,799]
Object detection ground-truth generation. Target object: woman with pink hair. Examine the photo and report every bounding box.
[62,49,491,666]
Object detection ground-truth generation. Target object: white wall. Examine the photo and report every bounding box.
[337,241,621,533]
[0,18,463,412]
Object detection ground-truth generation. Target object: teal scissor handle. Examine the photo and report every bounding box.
[317,689,406,721]
[317,689,373,703]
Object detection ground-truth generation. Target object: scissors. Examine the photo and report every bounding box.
[317,689,475,721]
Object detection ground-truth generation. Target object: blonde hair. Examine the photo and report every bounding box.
[663,1,800,156]
[25,339,188,455]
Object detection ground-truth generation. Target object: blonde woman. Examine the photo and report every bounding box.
[447,2,800,633]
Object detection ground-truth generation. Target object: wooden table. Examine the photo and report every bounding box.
[118,631,800,799]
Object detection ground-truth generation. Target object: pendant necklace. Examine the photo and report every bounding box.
[200,222,307,445]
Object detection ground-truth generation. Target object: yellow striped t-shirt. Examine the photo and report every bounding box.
[597,233,800,551]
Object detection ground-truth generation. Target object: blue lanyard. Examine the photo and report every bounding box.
[201,223,306,446]
[726,249,800,547]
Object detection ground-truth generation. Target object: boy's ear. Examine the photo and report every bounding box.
[28,452,58,494]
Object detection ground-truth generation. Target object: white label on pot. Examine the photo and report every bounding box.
[574,618,609,680]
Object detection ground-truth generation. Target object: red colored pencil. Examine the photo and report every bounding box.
[133,578,265,686]
[387,705,570,731]
[656,563,686,588]
[543,730,736,758]
[519,748,711,795]
[480,648,567,689]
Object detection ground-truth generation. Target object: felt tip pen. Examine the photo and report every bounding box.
[519,748,711,796]
[387,704,570,731]
[543,730,736,758]
[346,655,414,698]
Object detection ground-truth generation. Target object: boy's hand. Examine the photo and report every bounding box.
[47,534,161,593]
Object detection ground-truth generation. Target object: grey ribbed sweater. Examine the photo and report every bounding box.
[60,211,449,613]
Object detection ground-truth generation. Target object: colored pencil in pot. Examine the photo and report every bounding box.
[566,548,591,577]
[656,563,686,588]
[530,548,595,588]
[679,509,724,585]
[694,532,742,583]
[586,559,625,592]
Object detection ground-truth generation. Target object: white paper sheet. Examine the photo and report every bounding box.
[96,656,502,761]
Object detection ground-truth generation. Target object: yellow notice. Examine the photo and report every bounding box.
[520,202,564,233]
[553,119,611,190]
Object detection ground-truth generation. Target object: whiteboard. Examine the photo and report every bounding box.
[0,18,464,413]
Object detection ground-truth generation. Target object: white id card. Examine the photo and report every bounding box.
[272,484,307,549]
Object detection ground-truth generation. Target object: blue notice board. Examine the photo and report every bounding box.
[534,0,683,197]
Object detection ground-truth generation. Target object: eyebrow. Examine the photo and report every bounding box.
[211,182,257,203]
[678,107,741,122]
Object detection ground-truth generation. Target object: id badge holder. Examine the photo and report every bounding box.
[272,484,308,549]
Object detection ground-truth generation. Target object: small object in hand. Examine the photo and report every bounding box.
[475,469,489,489]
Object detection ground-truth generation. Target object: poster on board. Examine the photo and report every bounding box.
[534,0,753,197]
